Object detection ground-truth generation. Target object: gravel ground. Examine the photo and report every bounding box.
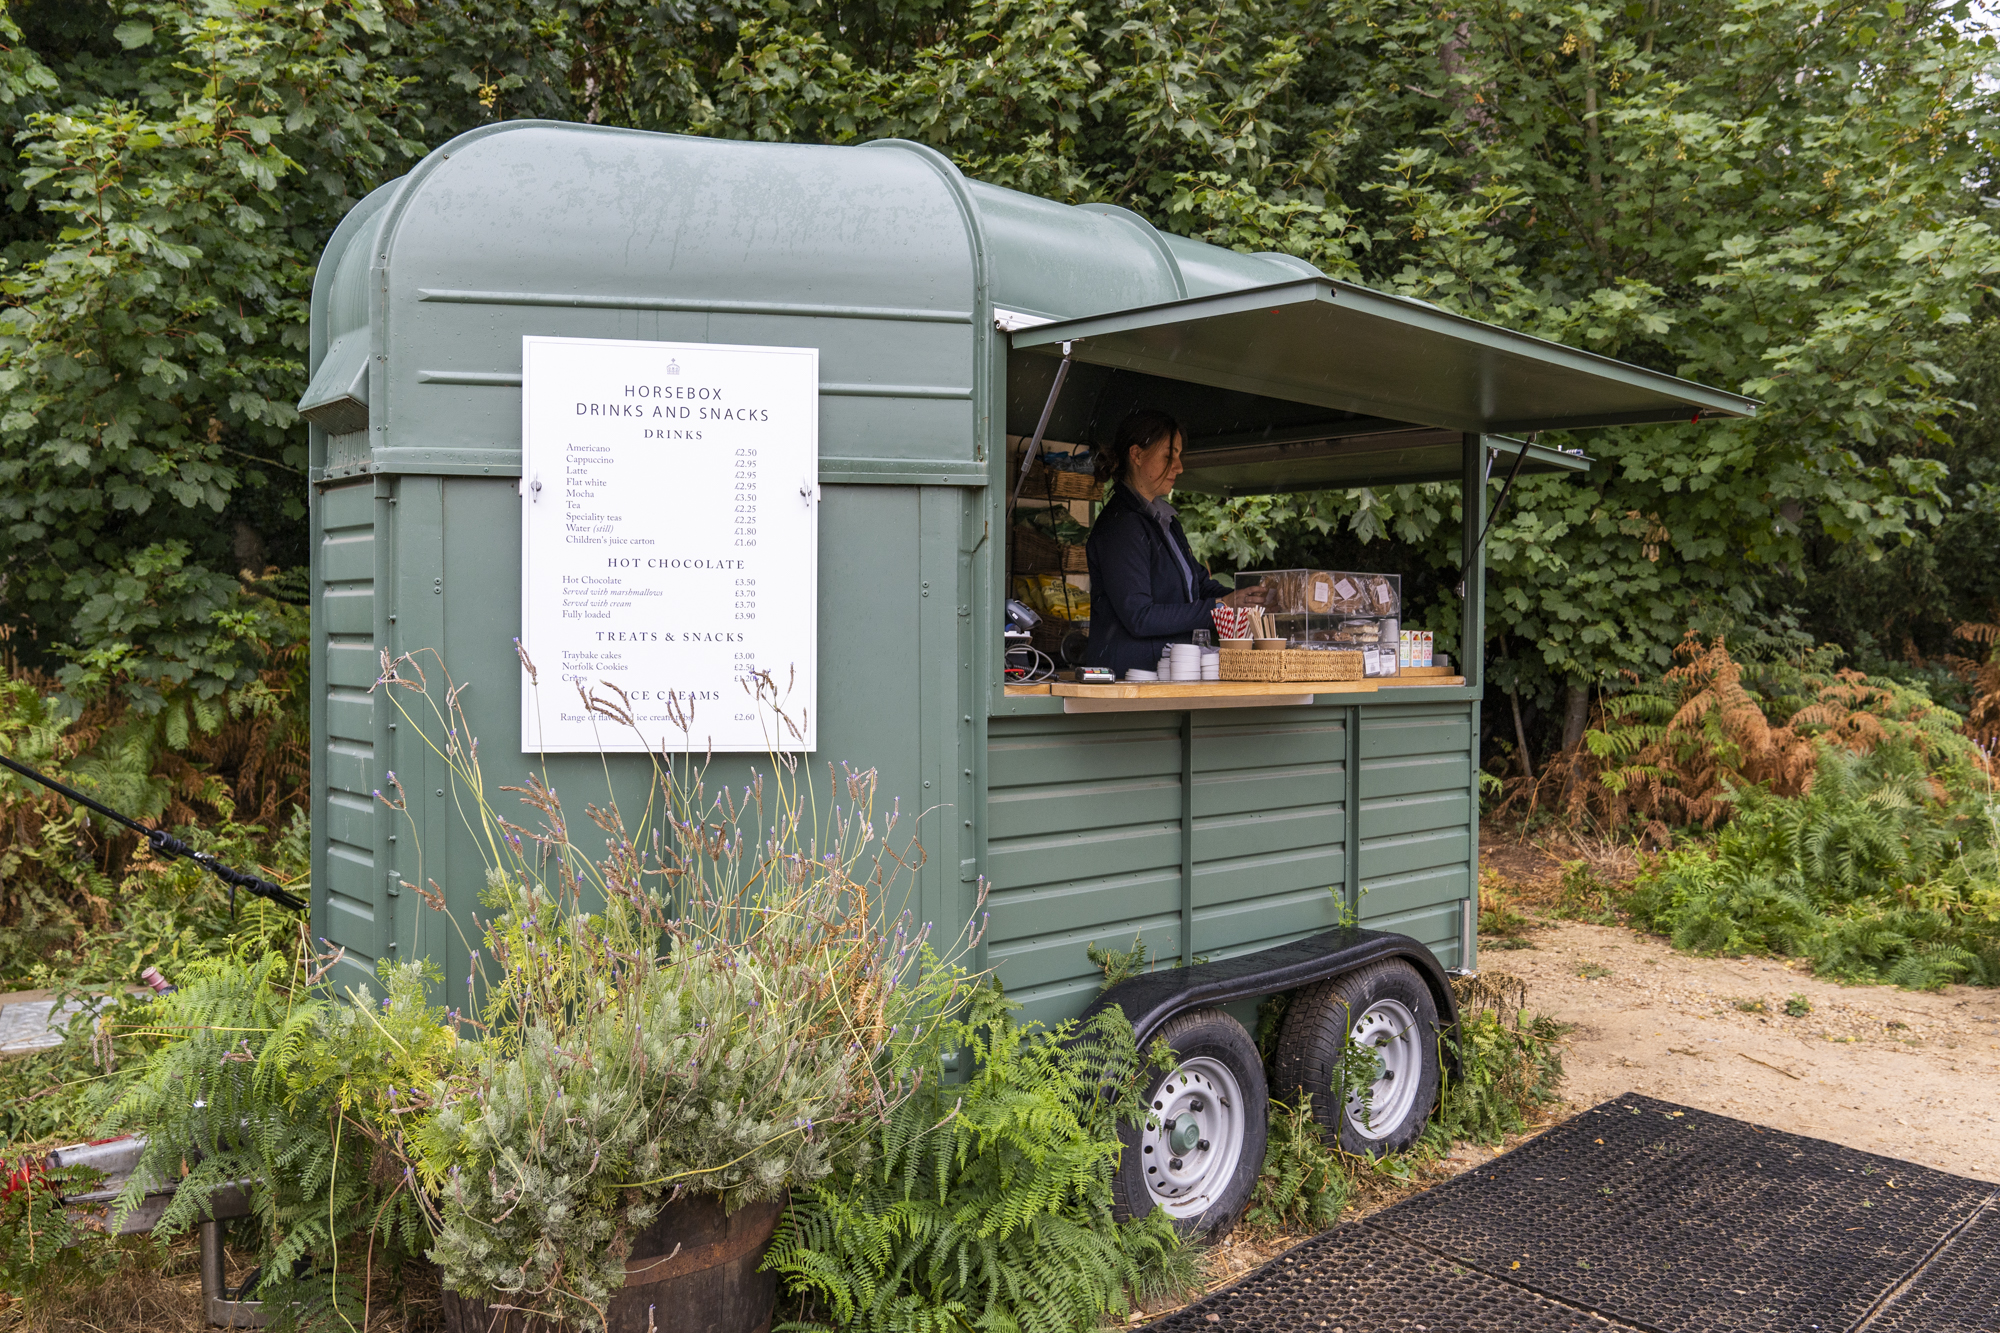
[1483,917,2000,1182]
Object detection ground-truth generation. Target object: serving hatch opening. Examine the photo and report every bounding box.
[1004,277,1757,496]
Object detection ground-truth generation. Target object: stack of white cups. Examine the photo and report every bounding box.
[1168,643,1203,681]
[1201,646,1221,681]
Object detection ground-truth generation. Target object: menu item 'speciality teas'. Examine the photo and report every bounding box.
[519,335,819,752]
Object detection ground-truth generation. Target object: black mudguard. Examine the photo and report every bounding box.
[1078,927,1463,1077]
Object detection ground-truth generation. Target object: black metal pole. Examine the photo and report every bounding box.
[0,751,308,913]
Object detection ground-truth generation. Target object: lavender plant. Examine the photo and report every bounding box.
[371,650,980,1327]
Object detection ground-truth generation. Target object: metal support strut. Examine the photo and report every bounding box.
[1009,340,1074,510]
[1457,434,1534,601]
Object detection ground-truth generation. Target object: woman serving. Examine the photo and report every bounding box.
[1085,410,1268,672]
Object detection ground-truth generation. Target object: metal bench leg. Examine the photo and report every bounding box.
[200,1218,269,1328]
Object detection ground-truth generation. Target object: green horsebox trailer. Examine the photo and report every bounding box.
[300,122,1754,1236]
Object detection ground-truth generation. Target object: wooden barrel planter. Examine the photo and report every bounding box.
[441,1195,785,1333]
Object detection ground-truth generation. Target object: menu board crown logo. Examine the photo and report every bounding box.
[519,336,819,753]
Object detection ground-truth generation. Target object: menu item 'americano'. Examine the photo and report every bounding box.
[519,335,818,752]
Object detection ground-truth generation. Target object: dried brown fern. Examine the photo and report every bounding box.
[1493,631,1991,840]
[1949,622,2000,753]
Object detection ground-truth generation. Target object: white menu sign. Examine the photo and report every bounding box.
[519,335,818,752]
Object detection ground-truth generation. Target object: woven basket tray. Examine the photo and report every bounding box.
[1021,465,1102,501]
[1219,649,1286,682]
[1010,527,1088,574]
[1282,649,1364,682]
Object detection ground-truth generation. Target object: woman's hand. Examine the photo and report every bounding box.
[1220,586,1270,609]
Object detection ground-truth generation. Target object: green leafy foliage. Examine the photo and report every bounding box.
[1086,934,1154,991]
[1476,869,1540,950]
[368,656,982,1327]
[1241,1092,1348,1236]
[1171,0,2000,708]
[0,0,421,699]
[0,628,310,987]
[1551,863,1619,926]
[1428,977,1569,1148]
[0,1155,103,1298]
[1625,746,2000,987]
[766,986,1196,1333]
[99,944,451,1310]
[11,0,1993,715]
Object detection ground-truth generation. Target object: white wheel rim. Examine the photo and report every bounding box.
[1139,1056,1246,1218]
[1345,998,1422,1141]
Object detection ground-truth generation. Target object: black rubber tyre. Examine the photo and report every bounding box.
[1272,959,1442,1157]
[1111,1007,1268,1243]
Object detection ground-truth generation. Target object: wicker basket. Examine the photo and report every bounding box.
[1219,648,1286,682]
[1010,527,1088,574]
[1283,649,1364,682]
[1021,465,1102,501]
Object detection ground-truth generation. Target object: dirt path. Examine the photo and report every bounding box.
[1483,917,2000,1182]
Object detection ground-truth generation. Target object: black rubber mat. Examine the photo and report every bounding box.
[1140,1222,1642,1332]
[1366,1093,1994,1333]
[1144,1094,1999,1333]
[1864,1198,2000,1332]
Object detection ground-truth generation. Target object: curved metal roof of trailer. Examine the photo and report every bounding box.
[299,123,1755,490]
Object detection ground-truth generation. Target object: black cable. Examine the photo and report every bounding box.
[0,751,308,914]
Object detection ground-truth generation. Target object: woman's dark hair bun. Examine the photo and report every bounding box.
[1097,408,1181,485]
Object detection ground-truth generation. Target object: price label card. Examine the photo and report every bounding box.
[519,335,818,753]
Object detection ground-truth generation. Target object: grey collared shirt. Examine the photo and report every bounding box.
[1145,493,1198,601]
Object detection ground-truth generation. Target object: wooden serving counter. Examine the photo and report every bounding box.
[1052,680,1378,699]
[1002,669,1464,707]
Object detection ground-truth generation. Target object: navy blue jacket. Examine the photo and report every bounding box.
[1084,483,1232,671]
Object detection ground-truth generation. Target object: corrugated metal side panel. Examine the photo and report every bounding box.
[1356,702,1473,967]
[316,480,384,988]
[1190,707,1346,960]
[986,713,1183,1027]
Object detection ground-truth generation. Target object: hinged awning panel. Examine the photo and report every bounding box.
[1009,279,1756,438]
[1170,431,1589,497]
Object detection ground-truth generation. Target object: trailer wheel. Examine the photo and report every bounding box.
[1273,959,1441,1157]
[1112,1008,1268,1242]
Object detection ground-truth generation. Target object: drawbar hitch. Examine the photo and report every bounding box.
[0,752,308,914]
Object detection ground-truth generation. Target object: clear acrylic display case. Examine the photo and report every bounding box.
[1236,569,1402,677]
